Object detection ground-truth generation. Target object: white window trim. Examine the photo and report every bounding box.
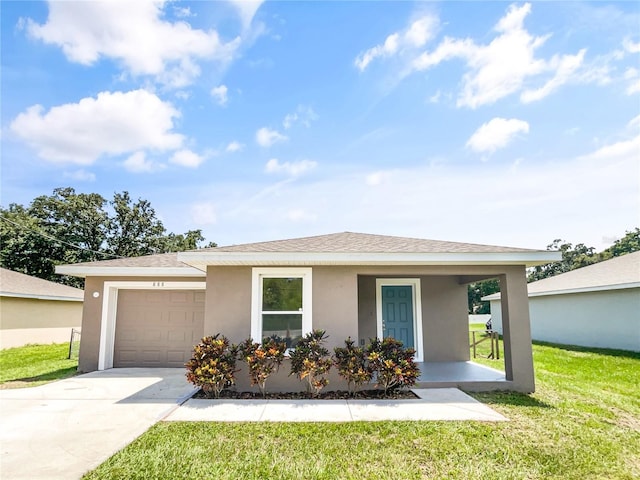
[375,278,424,362]
[251,268,312,346]
[99,281,206,370]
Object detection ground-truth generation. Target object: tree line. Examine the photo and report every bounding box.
[0,188,216,288]
[2,188,637,301]
[468,228,640,313]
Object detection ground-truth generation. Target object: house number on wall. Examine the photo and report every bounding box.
[153,282,165,287]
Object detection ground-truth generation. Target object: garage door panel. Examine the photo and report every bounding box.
[114,289,204,368]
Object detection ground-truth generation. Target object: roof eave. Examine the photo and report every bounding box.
[54,265,206,278]
[0,292,84,302]
[483,281,640,300]
[177,251,561,270]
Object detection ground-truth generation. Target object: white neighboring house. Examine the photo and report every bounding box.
[0,268,83,349]
[483,252,640,352]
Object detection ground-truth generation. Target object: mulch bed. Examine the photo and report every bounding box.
[194,389,419,400]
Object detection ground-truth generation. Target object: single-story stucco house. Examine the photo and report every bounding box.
[56,232,560,393]
[0,268,83,349]
[483,251,640,352]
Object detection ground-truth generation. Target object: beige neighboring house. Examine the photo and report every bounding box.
[0,268,83,349]
[56,232,560,393]
[483,252,640,352]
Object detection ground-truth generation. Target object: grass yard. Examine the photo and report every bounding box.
[0,342,78,388]
[84,342,640,480]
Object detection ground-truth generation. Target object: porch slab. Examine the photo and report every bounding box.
[415,361,508,390]
[164,388,507,422]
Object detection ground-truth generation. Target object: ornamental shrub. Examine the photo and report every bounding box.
[333,337,372,396]
[185,334,239,398]
[289,329,332,397]
[239,337,287,397]
[366,337,420,394]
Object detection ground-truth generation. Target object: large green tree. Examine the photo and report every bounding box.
[527,239,600,282]
[600,228,640,259]
[468,228,639,312]
[1,188,215,287]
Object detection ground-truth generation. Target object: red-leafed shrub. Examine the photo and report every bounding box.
[185,334,239,398]
[333,337,372,396]
[239,337,287,397]
[366,337,420,394]
[289,329,332,397]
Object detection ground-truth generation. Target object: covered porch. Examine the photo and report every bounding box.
[355,265,534,392]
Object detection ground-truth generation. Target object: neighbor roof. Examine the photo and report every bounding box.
[0,268,84,301]
[483,251,640,300]
[56,232,560,277]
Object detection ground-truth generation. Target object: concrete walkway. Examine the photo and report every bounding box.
[0,369,506,480]
[166,388,507,422]
[0,368,196,480]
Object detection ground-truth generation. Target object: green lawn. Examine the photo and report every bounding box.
[84,342,640,480]
[0,343,78,388]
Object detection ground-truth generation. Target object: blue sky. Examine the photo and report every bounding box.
[1,1,638,250]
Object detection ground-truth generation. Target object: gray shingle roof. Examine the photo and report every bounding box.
[57,232,555,275]
[484,251,640,299]
[65,252,186,268]
[0,268,84,300]
[209,232,540,254]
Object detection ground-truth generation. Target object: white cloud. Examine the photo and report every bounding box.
[627,79,640,95]
[466,118,530,154]
[365,171,387,186]
[190,140,637,252]
[578,134,640,163]
[521,50,586,103]
[123,151,162,173]
[228,0,265,31]
[170,149,204,168]
[190,202,217,225]
[64,169,95,182]
[265,158,317,177]
[256,127,288,147]
[623,37,640,54]
[283,105,318,129]
[428,90,442,104]
[624,68,640,95]
[628,114,640,131]
[355,14,438,71]
[210,85,228,106]
[365,3,596,108]
[10,89,184,165]
[287,209,317,222]
[173,5,193,18]
[25,0,240,88]
[226,141,244,152]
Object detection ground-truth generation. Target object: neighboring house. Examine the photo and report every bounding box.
[0,268,83,349]
[483,252,640,352]
[56,232,560,393]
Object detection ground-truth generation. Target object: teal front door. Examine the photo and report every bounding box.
[381,285,415,349]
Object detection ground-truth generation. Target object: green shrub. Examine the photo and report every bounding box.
[185,334,239,398]
[333,337,372,396]
[366,337,420,394]
[289,329,332,397]
[239,337,287,397]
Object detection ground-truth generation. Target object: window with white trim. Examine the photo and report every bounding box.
[251,268,312,349]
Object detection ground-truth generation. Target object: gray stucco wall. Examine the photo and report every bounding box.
[78,264,535,392]
[491,288,640,352]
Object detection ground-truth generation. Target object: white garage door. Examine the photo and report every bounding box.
[114,290,205,368]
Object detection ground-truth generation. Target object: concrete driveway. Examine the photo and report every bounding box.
[0,368,195,480]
